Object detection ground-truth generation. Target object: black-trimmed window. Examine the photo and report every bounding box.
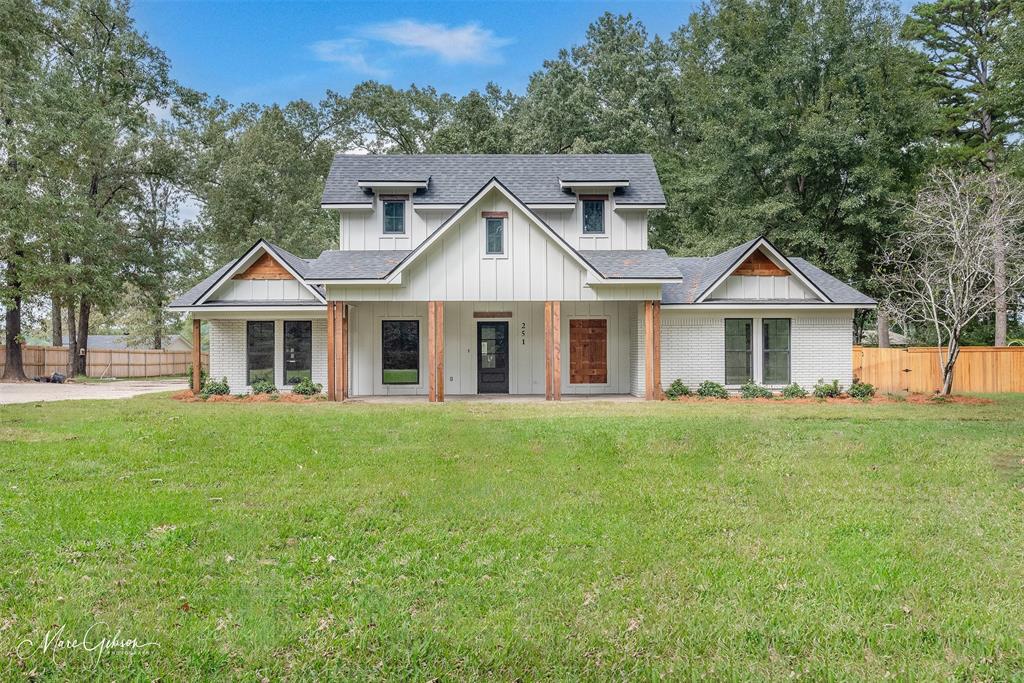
[724,318,753,385]
[763,318,791,384]
[246,321,275,386]
[382,197,406,234]
[485,217,505,255]
[382,320,419,385]
[582,198,605,234]
[283,320,312,384]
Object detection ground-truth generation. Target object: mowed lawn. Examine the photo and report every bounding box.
[1,395,1024,680]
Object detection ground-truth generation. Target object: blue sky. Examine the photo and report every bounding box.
[131,1,699,106]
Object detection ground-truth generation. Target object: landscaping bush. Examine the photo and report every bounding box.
[886,391,907,402]
[291,376,323,396]
[187,364,207,387]
[199,376,230,398]
[813,378,842,399]
[250,379,278,395]
[740,381,773,399]
[697,380,729,399]
[781,383,808,399]
[665,378,691,399]
[848,381,876,400]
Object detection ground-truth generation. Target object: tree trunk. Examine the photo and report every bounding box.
[51,297,62,346]
[940,338,960,396]
[152,305,162,350]
[65,301,77,376]
[74,298,91,377]
[994,226,1007,346]
[877,310,891,348]
[2,292,29,382]
[2,253,29,382]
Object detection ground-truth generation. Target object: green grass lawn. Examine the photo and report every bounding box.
[1,395,1023,679]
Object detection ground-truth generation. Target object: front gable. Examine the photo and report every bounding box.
[197,241,326,305]
[698,238,830,303]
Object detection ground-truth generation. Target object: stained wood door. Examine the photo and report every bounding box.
[569,319,608,384]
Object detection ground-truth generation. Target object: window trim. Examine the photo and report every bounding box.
[381,319,420,386]
[245,320,275,387]
[282,320,312,385]
[483,213,507,256]
[580,195,608,235]
[724,318,753,386]
[762,318,791,385]
[381,195,408,235]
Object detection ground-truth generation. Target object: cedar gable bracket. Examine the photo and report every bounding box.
[734,250,789,277]
[233,252,294,280]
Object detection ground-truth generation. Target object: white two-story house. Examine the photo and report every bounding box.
[170,154,874,400]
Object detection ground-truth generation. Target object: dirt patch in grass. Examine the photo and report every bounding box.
[171,390,324,403]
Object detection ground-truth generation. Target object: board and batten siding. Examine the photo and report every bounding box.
[328,190,660,303]
[709,275,817,300]
[346,300,637,396]
[338,199,650,252]
[208,319,327,393]
[659,309,854,391]
[210,278,317,301]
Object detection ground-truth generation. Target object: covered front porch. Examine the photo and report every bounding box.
[324,300,666,401]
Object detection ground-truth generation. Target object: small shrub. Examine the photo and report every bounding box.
[697,380,729,399]
[187,364,208,387]
[848,381,876,400]
[250,379,278,395]
[885,391,907,402]
[199,376,230,398]
[929,394,950,404]
[665,378,691,399]
[739,381,773,399]
[781,383,808,399]
[291,376,323,396]
[813,378,842,399]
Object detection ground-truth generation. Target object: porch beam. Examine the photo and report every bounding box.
[191,317,202,394]
[340,302,349,400]
[544,302,553,400]
[327,301,347,402]
[552,301,561,400]
[653,300,663,399]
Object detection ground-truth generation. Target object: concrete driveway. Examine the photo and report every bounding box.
[0,379,188,405]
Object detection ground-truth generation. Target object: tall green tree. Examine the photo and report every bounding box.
[667,0,934,290]
[903,0,1023,345]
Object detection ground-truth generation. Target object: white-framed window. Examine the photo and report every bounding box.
[381,195,407,235]
[482,211,508,257]
[581,196,607,235]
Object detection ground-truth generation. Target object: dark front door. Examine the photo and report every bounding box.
[477,321,509,394]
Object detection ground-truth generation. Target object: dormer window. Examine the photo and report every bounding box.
[582,196,606,235]
[382,195,406,234]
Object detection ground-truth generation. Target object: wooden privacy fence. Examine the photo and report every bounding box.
[853,345,1024,394]
[0,345,208,379]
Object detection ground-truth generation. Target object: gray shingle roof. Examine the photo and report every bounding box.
[661,241,875,305]
[577,250,681,279]
[305,250,412,280]
[321,154,666,207]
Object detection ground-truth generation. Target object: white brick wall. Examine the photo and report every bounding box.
[208,318,328,394]
[660,309,854,392]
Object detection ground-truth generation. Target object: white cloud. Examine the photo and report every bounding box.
[362,19,512,65]
[310,38,390,78]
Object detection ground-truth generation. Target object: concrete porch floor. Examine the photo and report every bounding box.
[349,394,642,404]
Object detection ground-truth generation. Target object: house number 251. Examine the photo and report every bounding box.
[521,321,527,345]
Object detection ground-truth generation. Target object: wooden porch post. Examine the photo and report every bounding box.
[191,317,202,394]
[643,300,663,400]
[428,301,436,402]
[327,301,347,402]
[544,301,561,400]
